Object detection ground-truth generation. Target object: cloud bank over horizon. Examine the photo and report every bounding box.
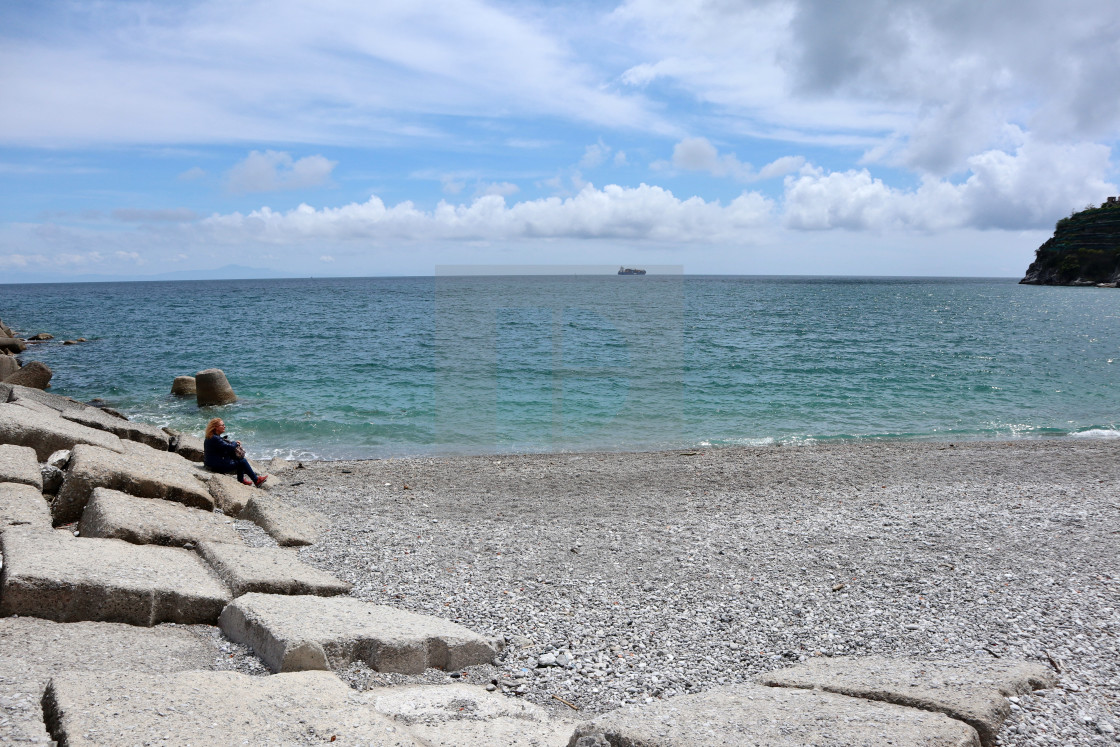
[2,0,1118,278]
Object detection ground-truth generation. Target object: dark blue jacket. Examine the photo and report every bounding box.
[204,434,241,470]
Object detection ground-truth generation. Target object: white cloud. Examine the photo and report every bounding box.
[319,255,335,263]
[579,140,613,169]
[0,0,662,147]
[178,166,207,181]
[198,183,774,245]
[668,137,804,182]
[782,137,1116,231]
[226,151,337,193]
[476,182,520,198]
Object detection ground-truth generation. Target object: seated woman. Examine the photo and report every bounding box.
[203,417,267,486]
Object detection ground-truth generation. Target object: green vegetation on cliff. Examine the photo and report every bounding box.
[1021,200,1120,285]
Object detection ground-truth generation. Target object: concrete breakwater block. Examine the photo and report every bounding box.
[0,481,51,530]
[53,442,213,525]
[0,526,232,625]
[165,428,204,462]
[4,383,85,413]
[170,375,196,396]
[0,337,27,353]
[194,367,237,406]
[219,593,501,674]
[42,671,571,747]
[242,493,325,546]
[0,443,43,489]
[3,360,52,389]
[205,471,258,516]
[0,354,19,380]
[79,487,242,547]
[570,682,981,747]
[0,402,124,461]
[61,405,170,450]
[758,655,1057,747]
[0,616,218,746]
[43,670,421,747]
[366,684,575,747]
[197,541,350,597]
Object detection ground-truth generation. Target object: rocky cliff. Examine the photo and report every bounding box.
[1021,200,1120,285]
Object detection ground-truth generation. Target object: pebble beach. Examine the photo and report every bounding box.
[234,437,1120,746]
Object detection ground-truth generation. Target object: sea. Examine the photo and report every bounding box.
[3,274,1118,461]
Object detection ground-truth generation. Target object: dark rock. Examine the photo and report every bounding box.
[195,368,237,406]
[3,361,53,389]
[0,337,27,354]
[28,333,53,341]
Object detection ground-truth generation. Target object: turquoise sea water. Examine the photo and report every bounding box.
[2,275,1118,460]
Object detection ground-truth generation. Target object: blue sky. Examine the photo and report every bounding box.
[2,0,1119,280]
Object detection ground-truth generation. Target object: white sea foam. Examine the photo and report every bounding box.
[1069,428,1120,439]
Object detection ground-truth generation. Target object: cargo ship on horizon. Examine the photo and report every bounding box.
[617,266,646,275]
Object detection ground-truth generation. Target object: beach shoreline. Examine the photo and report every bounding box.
[260,437,1120,744]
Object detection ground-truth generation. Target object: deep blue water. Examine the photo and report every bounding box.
[2,275,1118,459]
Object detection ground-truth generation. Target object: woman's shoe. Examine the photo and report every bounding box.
[254,475,268,487]
[241,477,253,486]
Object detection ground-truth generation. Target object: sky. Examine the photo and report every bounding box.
[2,0,1119,281]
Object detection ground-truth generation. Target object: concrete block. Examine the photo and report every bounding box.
[53,442,213,525]
[0,443,42,489]
[6,384,86,413]
[195,367,237,406]
[0,526,231,625]
[197,541,350,597]
[758,655,1057,747]
[0,616,217,746]
[570,682,979,747]
[219,593,500,674]
[0,355,18,380]
[0,481,51,531]
[79,487,242,547]
[0,402,123,462]
[205,471,258,516]
[366,684,575,747]
[4,360,52,389]
[242,493,325,546]
[61,406,170,450]
[43,670,421,747]
[166,429,204,462]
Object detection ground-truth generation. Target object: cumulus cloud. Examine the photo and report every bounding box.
[667,137,804,182]
[198,183,774,245]
[580,140,614,169]
[226,151,337,193]
[782,137,1116,231]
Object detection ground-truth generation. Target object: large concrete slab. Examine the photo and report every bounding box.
[366,684,575,747]
[197,541,350,597]
[219,593,500,674]
[0,402,124,462]
[0,526,232,625]
[570,682,980,747]
[5,384,86,413]
[205,470,258,516]
[0,616,218,746]
[43,670,422,747]
[61,405,171,450]
[166,429,204,462]
[53,442,213,525]
[79,487,242,547]
[0,442,42,489]
[242,493,326,546]
[758,656,1057,747]
[0,481,51,531]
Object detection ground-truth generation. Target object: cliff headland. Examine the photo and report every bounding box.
[1021,198,1120,285]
